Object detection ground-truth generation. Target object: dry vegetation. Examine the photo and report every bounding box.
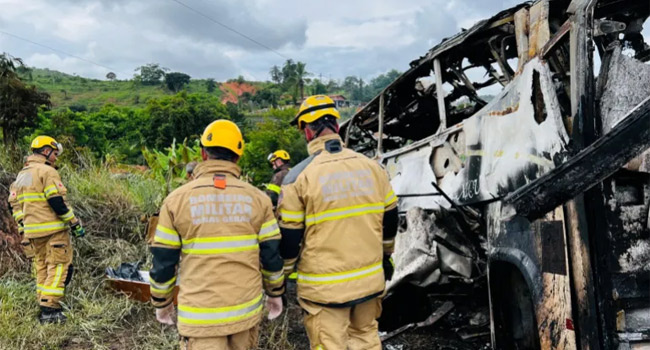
[0,153,306,350]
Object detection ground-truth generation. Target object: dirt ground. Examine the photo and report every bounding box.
[279,284,491,350]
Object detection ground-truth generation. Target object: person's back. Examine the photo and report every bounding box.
[278,95,398,350]
[281,134,394,303]
[149,120,284,349]
[8,136,86,324]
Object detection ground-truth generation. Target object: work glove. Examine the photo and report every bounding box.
[155,303,176,325]
[70,221,86,238]
[383,254,394,281]
[265,296,284,320]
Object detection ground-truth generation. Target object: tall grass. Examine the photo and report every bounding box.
[0,152,304,350]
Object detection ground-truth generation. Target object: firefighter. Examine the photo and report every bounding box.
[264,150,291,210]
[278,95,399,349]
[150,120,285,350]
[8,136,86,324]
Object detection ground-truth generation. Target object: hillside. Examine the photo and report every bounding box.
[27,68,264,110]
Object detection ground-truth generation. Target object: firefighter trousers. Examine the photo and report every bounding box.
[179,325,259,350]
[299,297,382,350]
[28,230,73,309]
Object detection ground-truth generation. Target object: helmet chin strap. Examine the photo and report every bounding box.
[38,147,54,165]
[305,120,339,142]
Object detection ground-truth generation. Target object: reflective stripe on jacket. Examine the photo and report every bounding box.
[149,160,284,338]
[8,155,75,239]
[264,164,290,209]
[278,134,397,305]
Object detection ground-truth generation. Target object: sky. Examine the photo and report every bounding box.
[0,0,577,82]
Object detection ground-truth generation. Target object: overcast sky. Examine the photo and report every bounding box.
[0,0,542,81]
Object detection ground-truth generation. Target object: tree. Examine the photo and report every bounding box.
[342,76,361,100]
[366,69,401,100]
[310,78,327,95]
[270,65,282,84]
[143,92,229,149]
[238,108,307,185]
[206,78,216,93]
[278,60,310,104]
[165,72,191,92]
[135,63,169,85]
[294,62,310,102]
[106,72,117,81]
[0,53,51,148]
[252,87,280,108]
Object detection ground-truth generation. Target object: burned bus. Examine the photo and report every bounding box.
[341,0,650,349]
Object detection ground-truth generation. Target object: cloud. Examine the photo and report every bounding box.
[0,0,530,82]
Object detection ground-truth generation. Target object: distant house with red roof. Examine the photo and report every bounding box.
[329,95,349,108]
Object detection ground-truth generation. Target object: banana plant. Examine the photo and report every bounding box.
[142,138,201,195]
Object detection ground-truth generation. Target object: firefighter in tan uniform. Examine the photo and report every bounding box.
[150,120,285,350]
[264,150,291,210]
[8,136,86,324]
[278,95,399,350]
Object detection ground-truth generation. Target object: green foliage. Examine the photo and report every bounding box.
[1,148,306,349]
[0,153,174,349]
[164,72,191,92]
[143,92,230,149]
[276,59,311,103]
[205,78,216,93]
[135,63,169,86]
[239,108,307,186]
[32,104,147,162]
[142,138,201,195]
[0,53,51,148]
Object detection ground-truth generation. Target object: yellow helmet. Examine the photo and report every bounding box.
[200,120,244,156]
[267,150,290,163]
[292,95,340,129]
[31,136,63,155]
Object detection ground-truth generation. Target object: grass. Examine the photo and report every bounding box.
[28,68,225,110]
[0,154,306,350]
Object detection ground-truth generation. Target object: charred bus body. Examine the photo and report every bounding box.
[341,1,650,349]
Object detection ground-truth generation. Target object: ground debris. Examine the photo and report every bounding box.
[381,205,490,349]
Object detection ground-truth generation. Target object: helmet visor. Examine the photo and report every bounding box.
[54,142,63,156]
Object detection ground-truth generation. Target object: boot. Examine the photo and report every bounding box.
[39,306,67,324]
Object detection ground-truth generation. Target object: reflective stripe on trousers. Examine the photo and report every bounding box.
[37,263,65,296]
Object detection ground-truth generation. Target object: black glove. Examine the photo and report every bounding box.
[383,255,394,281]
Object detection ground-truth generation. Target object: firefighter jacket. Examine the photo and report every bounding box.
[264,163,290,209]
[278,133,398,306]
[8,155,77,239]
[149,160,285,338]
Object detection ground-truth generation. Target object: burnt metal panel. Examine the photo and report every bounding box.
[540,220,568,275]
[504,96,650,220]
